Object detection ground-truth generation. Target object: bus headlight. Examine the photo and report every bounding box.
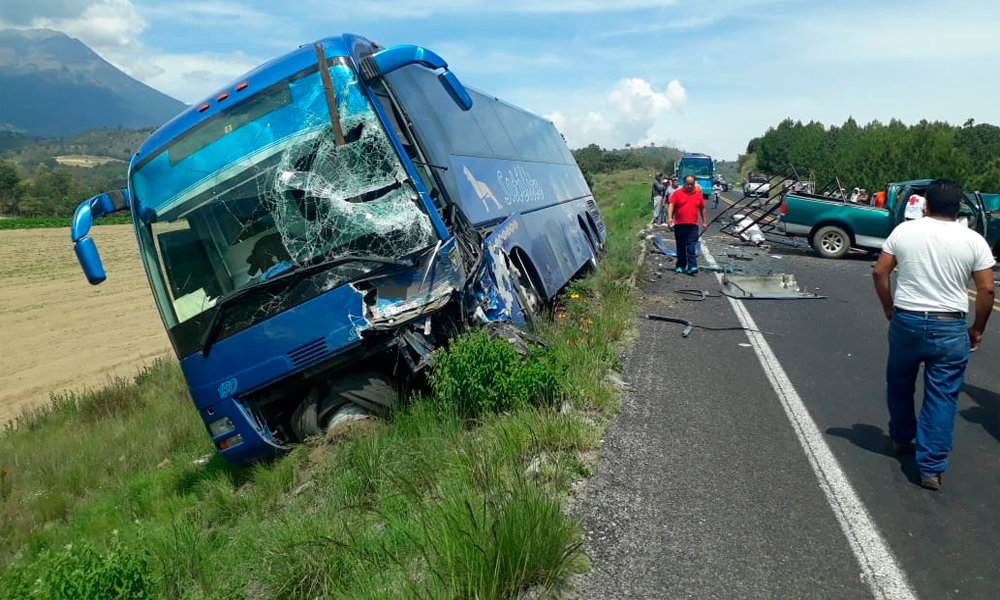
[208,417,235,437]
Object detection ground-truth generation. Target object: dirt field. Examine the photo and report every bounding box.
[54,155,125,168]
[0,225,172,426]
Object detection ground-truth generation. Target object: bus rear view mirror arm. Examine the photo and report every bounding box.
[70,189,130,285]
[363,45,473,111]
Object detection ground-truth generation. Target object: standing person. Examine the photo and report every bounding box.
[667,175,709,275]
[872,178,995,491]
[904,192,926,220]
[651,173,666,225]
[711,181,722,209]
[664,176,678,198]
[662,177,678,225]
[873,190,886,208]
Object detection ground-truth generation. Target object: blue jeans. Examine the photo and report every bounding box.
[656,199,668,224]
[886,311,970,476]
[673,224,699,271]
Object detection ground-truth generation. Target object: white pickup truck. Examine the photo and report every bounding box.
[744,175,770,198]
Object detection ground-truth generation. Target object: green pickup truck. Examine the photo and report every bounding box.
[778,179,999,259]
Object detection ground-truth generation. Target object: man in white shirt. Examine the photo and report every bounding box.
[872,179,995,490]
[903,193,926,220]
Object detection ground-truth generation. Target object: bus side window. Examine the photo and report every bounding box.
[374,88,444,210]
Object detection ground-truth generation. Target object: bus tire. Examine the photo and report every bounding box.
[812,225,851,259]
[581,228,599,273]
[509,252,544,325]
[290,372,394,440]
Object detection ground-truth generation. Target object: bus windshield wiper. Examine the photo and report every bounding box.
[199,254,419,358]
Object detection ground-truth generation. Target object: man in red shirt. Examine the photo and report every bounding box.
[667,175,709,274]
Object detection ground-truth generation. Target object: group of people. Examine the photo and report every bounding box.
[648,171,995,492]
[651,172,710,275]
[650,171,994,492]
[650,173,678,226]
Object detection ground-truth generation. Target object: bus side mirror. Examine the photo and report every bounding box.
[75,236,107,284]
[437,70,473,111]
[70,189,130,285]
[364,45,473,111]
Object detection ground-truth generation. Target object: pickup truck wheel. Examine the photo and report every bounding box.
[813,225,851,259]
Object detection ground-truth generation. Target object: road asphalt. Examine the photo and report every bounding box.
[572,193,999,599]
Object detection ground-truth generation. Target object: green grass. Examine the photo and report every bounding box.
[0,169,651,599]
[0,216,132,230]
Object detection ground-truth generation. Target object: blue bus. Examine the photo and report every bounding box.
[70,34,605,464]
[675,153,716,198]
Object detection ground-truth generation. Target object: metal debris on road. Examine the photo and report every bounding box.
[720,274,826,300]
[645,314,777,338]
[675,289,724,301]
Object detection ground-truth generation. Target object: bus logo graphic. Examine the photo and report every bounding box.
[218,378,238,398]
[499,165,544,205]
[463,165,503,213]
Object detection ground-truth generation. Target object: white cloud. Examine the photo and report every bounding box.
[138,51,262,102]
[0,0,264,101]
[547,77,687,149]
[18,0,145,48]
[0,0,94,25]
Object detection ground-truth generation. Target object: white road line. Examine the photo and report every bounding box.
[700,242,918,600]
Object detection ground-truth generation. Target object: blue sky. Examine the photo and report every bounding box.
[2,0,998,158]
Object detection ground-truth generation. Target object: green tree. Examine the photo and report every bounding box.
[0,160,21,215]
[746,118,1000,195]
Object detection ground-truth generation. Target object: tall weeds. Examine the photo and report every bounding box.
[0,170,650,599]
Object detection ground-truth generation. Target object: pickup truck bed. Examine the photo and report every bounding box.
[780,186,996,259]
[778,192,891,258]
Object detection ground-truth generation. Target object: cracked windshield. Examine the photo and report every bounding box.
[130,58,437,327]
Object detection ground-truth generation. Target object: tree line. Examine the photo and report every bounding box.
[741,118,1000,193]
[0,160,104,217]
[0,128,152,217]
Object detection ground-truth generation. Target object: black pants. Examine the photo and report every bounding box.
[673,224,699,270]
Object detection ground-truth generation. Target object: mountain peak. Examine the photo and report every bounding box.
[0,28,186,138]
[0,27,67,40]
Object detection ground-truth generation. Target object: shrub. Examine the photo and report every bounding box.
[430,330,563,419]
[0,533,152,599]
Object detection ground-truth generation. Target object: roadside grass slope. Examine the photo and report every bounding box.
[0,169,653,599]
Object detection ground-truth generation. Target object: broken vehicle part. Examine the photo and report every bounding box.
[674,289,723,302]
[646,314,776,338]
[720,274,826,300]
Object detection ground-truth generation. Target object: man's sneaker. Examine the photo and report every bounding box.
[675,267,684,274]
[687,267,699,275]
[890,440,914,455]
[919,474,942,491]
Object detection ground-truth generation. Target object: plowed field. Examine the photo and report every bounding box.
[0,225,172,425]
